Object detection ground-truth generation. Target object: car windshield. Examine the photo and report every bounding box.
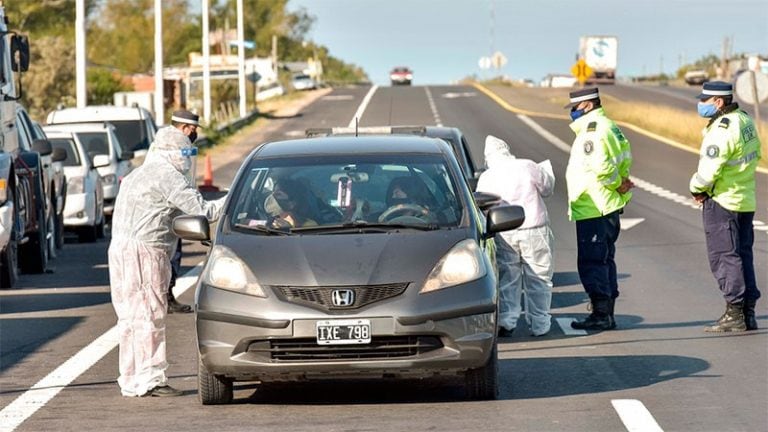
[49,138,82,167]
[76,132,112,158]
[229,154,465,234]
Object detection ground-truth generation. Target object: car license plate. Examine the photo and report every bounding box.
[316,319,371,345]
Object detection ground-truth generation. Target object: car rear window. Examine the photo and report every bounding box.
[229,154,465,232]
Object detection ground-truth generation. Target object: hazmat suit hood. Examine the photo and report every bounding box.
[484,135,515,169]
[144,126,194,174]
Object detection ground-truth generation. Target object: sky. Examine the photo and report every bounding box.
[286,0,768,85]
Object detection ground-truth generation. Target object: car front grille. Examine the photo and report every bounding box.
[248,336,443,362]
[272,283,408,312]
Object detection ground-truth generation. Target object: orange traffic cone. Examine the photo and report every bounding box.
[198,154,220,192]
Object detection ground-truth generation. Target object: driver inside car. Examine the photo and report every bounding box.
[378,176,435,223]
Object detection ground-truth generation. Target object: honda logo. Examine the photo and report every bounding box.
[331,289,355,307]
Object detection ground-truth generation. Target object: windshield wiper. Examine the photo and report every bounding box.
[292,221,440,233]
[233,223,293,236]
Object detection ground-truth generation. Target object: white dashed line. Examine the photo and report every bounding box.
[425,87,443,127]
[612,399,665,432]
[348,85,378,128]
[0,267,203,432]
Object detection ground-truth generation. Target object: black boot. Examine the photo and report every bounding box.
[704,303,746,333]
[168,290,193,314]
[743,300,758,331]
[607,298,617,330]
[571,298,613,330]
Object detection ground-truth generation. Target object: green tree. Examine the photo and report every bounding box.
[22,36,76,120]
[87,68,133,105]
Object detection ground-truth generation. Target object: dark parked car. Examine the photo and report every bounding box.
[174,135,524,404]
[306,125,481,189]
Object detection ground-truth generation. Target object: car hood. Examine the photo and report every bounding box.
[215,229,473,287]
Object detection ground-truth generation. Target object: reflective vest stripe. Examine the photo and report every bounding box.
[693,173,714,189]
[601,169,619,186]
[725,150,759,166]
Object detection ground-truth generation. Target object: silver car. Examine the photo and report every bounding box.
[174,135,524,404]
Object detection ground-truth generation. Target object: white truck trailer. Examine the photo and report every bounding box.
[579,35,618,84]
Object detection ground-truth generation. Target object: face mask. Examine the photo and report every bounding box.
[188,131,198,144]
[697,102,718,118]
[570,109,585,121]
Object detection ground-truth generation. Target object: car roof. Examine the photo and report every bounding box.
[46,105,153,124]
[42,122,116,133]
[306,125,461,141]
[255,135,450,158]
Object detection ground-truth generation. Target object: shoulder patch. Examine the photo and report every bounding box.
[583,140,594,155]
[718,117,730,129]
[587,122,597,132]
[705,145,720,158]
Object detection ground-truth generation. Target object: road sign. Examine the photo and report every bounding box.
[478,56,491,70]
[571,59,593,85]
[491,51,507,69]
[735,70,768,104]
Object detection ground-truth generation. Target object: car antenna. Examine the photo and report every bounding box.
[355,117,359,137]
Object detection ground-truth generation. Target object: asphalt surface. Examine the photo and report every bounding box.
[1,84,767,432]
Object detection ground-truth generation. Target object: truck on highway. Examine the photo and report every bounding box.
[580,35,618,84]
[1,3,54,287]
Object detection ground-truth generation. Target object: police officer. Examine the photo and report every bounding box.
[689,81,762,332]
[564,87,634,330]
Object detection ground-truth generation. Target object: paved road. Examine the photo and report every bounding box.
[1,85,766,432]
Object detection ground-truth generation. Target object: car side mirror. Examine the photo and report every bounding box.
[120,150,135,161]
[31,139,53,156]
[485,205,525,237]
[51,147,67,162]
[92,154,110,168]
[11,34,30,72]
[173,215,211,242]
[473,191,502,212]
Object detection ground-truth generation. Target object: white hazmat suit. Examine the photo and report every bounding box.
[108,126,225,397]
[477,135,555,336]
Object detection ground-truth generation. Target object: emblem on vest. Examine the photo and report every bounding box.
[584,140,594,154]
[705,145,720,158]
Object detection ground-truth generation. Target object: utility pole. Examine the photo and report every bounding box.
[154,0,164,124]
[75,0,86,108]
[720,36,731,80]
[202,0,211,124]
[272,34,278,77]
[237,0,246,117]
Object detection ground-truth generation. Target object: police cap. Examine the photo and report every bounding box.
[696,81,733,100]
[171,109,200,126]
[564,87,600,108]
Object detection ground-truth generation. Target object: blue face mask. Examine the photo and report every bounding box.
[697,102,718,118]
[570,109,585,121]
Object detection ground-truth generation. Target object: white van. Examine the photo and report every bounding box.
[43,123,133,216]
[46,105,157,164]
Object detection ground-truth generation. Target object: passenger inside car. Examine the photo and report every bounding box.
[264,177,319,228]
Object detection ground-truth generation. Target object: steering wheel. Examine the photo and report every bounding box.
[378,203,431,223]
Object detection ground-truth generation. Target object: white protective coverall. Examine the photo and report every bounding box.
[476,135,555,336]
[108,126,225,397]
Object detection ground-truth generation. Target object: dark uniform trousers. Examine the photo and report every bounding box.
[576,210,621,300]
[702,198,760,304]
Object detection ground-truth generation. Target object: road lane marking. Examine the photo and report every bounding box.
[621,218,645,230]
[555,317,588,336]
[0,266,203,432]
[612,399,665,432]
[425,87,443,126]
[442,91,477,99]
[322,94,354,101]
[517,114,570,152]
[348,85,378,128]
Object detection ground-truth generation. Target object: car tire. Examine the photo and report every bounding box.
[464,345,498,400]
[0,189,19,288]
[19,176,49,274]
[78,225,98,243]
[46,196,57,260]
[96,214,105,239]
[198,355,233,405]
[54,212,64,249]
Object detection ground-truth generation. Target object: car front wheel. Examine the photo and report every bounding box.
[198,355,233,405]
[464,345,498,400]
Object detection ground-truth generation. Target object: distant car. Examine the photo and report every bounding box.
[291,74,317,91]
[46,105,157,165]
[306,125,480,189]
[256,82,285,101]
[44,123,134,216]
[173,135,525,404]
[684,70,709,86]
[45,130,108,243]
[390,67,413,86]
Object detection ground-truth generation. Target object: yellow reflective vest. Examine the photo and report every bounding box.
[566,107,633,221]
[689,105,761,212]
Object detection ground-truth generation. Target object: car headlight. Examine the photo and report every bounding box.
[102,174,117,185]
[421,239,486,294]
[68,176,84,194]
[202,245,266,297]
